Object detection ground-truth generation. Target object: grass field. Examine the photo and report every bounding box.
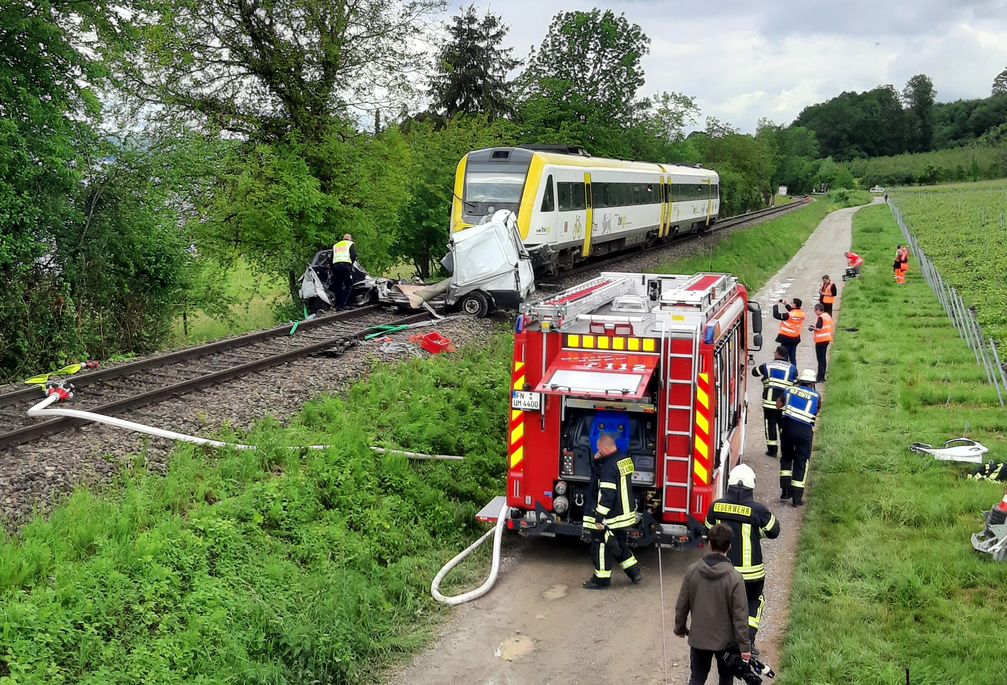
[661,189,871,292]
[171,260,289,346]
[0,338,511,684]
[780,204,1007,684]
[890,180,1007,348]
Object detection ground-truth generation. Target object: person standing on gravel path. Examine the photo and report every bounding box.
[809,304,834,382]
[772,297,805,367]
[818,275,837,316]
[704,464,780,653]
[581,433,642,590]
[777,369,821,507]
[674,523,751,685]
[752,346,797,457]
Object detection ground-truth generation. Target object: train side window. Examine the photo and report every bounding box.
[541,175,555,212]
[595,182,609,208]
[557,182,586,211]
[572,182,586,210]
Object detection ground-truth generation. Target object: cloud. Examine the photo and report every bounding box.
[451,0,1007,133]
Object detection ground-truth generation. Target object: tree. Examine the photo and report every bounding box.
[517,9,650,156]
[395,115,518,277]
[794,86,911,159]
[428,5,519,119]
[116,0,444,142]
[903,74,936,152]
[993,67,1007,96]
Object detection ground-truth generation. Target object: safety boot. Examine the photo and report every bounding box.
[582,577,610,590]
[626,567,643,585]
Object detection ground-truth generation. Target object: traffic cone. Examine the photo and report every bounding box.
[990,491,1007,526]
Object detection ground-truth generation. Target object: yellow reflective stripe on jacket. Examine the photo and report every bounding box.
[742,523,753,570]
[599,482,618,490]
[737,563,766,581]
[760,515,778,538]
[332,240,353,263]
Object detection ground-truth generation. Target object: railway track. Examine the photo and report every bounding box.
[0,199,807,452]
[0,306,429,451]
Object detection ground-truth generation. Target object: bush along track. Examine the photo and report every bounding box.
[658,189,871,292]
[779,204,1007,684]
[0,335,513,684]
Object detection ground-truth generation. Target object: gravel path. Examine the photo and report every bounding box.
[0,316,500,530]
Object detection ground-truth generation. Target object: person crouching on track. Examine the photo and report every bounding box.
[330,233,357,310]
[776,369,822,507]
[705,464,780,654]
[674,523,751,685]
[808,303,835,382]
[772,297,805,367]
[752,346,797,457]
[582,433,642,590]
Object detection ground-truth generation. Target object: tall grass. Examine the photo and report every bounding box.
[780,205,1007,684]
[0,335,513,684]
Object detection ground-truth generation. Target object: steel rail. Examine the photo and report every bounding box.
[0,309,429,450]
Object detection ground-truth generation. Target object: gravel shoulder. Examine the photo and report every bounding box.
[391,201,866,684]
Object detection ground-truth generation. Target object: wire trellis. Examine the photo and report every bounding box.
[888,201,1007,405]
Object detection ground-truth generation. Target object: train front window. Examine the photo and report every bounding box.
[465,171,526,204]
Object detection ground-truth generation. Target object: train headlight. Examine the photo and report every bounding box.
[554,495,570,514]
[554,480,568,495]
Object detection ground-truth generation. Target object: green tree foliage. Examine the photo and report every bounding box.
[693,123,777,214]
[931,94,1007,148]
[992,67,1007,96]
[395,116,518,278]
[902,73,936,152]
[0,1,190,379]
[517,9,650,158]
[794,85,910,160]
[428,5,519,120]
[843,146,1007,188]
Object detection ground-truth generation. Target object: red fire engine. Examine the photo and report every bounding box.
[482,271,764,547]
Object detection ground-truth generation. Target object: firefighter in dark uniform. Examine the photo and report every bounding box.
[752,345,797,457]
[330,233,357,311]
[582,433,642,589]
[705,464,780,652]
[776,369,822,507]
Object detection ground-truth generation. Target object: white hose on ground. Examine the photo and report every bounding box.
[431,502,509,605]
[27,394,464,460]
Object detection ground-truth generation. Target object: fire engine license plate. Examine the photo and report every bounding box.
[511,391,541,411]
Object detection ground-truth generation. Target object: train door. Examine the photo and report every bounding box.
[659,176,669,238]
[705,178,714,227]
[583,172,594,257]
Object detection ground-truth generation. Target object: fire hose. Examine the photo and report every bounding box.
[430,501,509,606]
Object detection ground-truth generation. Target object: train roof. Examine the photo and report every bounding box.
[468,147,719,180]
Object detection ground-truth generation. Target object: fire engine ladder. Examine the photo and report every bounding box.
[660,323,701,517]
[522,275,635,326]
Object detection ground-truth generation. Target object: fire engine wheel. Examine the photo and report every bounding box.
[459,291,490,317]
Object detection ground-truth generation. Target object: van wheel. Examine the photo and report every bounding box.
[459,291,490,317]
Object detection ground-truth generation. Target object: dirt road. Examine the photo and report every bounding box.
[392,201,870,684]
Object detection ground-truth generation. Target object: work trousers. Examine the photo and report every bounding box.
[745,578,766,645]
[330,263,354,309]
[762,405,782,456]
[815,341,830,381]
[779,339,799,367]
[820,301,833,316]
[780,419,813,505]
[688,648,734,685]
[590,527,638,585]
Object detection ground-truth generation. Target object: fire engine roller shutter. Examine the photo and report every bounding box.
[534,351,658,400]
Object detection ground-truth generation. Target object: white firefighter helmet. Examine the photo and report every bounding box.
[798,369,818,383]
[728,463,756,489]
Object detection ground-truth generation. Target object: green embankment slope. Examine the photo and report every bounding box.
[781,204,1007,684]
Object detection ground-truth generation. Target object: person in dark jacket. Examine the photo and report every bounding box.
[772,297,805,367]
[330,233,358,310]
[751,346,797,457]
[705,464,781,653]
[675,523,751,685]
[582,433,641,589]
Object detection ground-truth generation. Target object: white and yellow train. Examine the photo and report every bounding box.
[451,147,720,273]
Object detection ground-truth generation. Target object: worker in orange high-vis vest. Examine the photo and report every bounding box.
[899,244,909,277]
[773,298,805,367]
[809,303,834,382]
[818,275,837,316]
[893,245,907,285]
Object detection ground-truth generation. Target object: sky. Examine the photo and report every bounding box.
[452,0,1007,133]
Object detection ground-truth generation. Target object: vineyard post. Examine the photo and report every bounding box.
[970,308,999,391]
[989,339,1007,406]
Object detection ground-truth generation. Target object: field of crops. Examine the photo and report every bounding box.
[845,146,1007,187]
[890,180,1007,346]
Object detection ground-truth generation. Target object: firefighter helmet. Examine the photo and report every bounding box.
[798,369,817,383]
[728,463,756,489]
